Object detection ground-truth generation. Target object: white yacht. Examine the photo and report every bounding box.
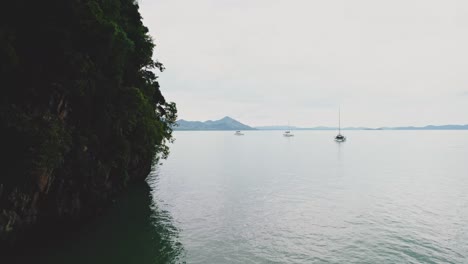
[334,108,346,142]
[234,131,244,136]
[283,122,294,137]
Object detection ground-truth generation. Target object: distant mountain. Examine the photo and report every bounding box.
[382,124,468,130]
[256,124,468,130]
[255,126,300,130]
[175,116,256,131]
[255,126,373,130]
[175,118,468,131]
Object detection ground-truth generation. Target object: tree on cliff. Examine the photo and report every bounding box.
[0,0,176,243]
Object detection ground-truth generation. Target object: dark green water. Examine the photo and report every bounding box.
[12,182,184,264]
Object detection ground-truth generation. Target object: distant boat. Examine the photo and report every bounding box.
[234,130,244,136]
[283,122,294,137]
[335,108,346,142]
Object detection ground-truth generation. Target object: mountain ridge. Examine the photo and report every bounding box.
[175,117,468,131]
[256,124,468,130]
[175,116,256,130]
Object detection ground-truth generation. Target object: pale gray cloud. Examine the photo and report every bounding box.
[140,0,468,127]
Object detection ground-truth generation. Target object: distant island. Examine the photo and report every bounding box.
[377,125,468,130]
[175,116,256,130]
[256,125,468,130]
[175,117,468,131]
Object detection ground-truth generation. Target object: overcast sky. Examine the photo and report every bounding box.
[140,0,468,127]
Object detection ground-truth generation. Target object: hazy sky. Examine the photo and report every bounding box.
[140,0,468,127]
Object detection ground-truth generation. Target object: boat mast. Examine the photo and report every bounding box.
[338,107,341,134]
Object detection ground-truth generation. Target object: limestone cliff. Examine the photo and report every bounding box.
[0,0,176,246]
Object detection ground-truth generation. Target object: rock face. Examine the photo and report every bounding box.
[0,151,153,243]
[0,0,176,246]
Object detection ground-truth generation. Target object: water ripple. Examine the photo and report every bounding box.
[151,131,468,263]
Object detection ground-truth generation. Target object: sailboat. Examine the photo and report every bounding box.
[234,130,244,136]
[334,108,346,142]
[283,122,294,137]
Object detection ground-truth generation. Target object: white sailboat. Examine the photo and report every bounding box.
[234,130,244,136]
[334,108,346,142]
[283,122,294,137]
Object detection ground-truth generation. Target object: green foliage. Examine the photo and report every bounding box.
[0,0,177,193]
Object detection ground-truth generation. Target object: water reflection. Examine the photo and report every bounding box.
[14,178,184,264]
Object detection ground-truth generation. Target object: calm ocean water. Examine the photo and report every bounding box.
[152,130,468,263]
[28,130,468,263]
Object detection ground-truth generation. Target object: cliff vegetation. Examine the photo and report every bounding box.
[0,0,176,244]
